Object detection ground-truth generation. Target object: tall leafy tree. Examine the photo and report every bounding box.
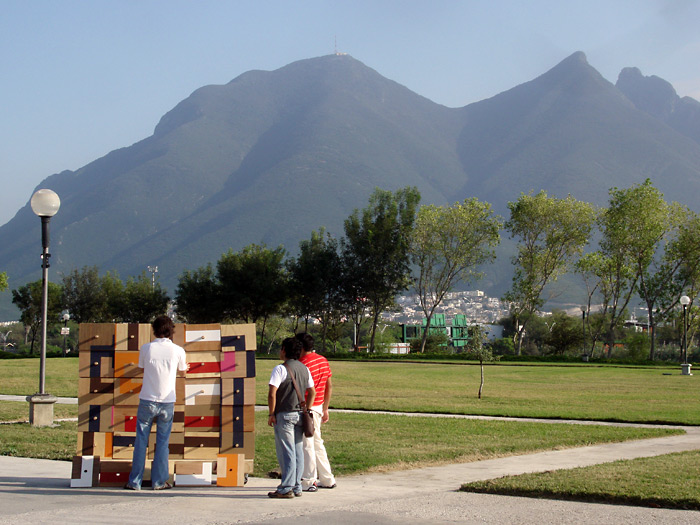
[585,180,673,355]
[503,191,595,354]
[12,280,63,353]
[216,244,288,346]
[411,198,501,353]
[637,207,700,359]
[342,186,421,352]
[114,272,169,323]
[175,264,219,323]
[61,266,109,322]
[287,228,344,350]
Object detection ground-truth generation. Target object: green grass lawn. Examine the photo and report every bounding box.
[0,408,679,479]
[461,450,700,511]
[1,357,697,509]
[2,357,699,424]
[256,359,700,425]
[0,357,78,397]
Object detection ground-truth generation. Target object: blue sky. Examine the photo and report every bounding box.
[2,0,700,226]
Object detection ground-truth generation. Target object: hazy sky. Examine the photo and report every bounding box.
[3,0,700,226]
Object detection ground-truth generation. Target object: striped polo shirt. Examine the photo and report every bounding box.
[299,352,332,408]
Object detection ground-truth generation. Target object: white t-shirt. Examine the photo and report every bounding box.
[138,338,188,403]
[269,363,315,389]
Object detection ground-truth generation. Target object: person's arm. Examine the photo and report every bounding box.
[268,385,278,426]
[322,376,332,423]
[305,386,316,409]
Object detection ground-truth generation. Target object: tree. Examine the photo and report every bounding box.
[175,264,219,323]
[287,229,344,350]
[544,311,583,355]
[61,266,109,322]
[115,272,169,322]
[412,198,501,353]
[0,272,7,292]
[584,180,677,356]
[503,192,596,354]
[637,208,700,359]
[216,244,288,347]
[12,280,63,353]
[468,325,498,399]
[342,187,421,352]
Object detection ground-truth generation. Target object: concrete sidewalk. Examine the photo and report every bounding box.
[1,425,699,524]
[0,394,77,404]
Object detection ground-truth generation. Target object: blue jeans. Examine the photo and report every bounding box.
[127,400,174,489]
[273,411,304,495]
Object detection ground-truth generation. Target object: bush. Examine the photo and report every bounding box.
[489,337,515,356]
[410,333,450,354]
[624,333,650,361]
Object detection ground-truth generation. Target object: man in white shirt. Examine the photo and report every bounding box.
[125,316,188,490]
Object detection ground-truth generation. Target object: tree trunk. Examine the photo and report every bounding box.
[648,308,656,361]
[368,310,380,353]
[419,313,433,354]
[259,316,267,351]
[478,360,484,399]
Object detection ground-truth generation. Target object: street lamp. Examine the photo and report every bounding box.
[27,189,60,426]
[61,312,71,357]
[680,295,692,376]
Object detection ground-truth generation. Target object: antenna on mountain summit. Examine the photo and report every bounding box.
[334,35,347,56]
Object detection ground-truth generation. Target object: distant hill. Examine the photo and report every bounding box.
[2,52,700,319]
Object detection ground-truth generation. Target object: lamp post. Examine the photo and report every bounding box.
[27,189,60,426]
[680,295,692,376]
[61,312,70,357]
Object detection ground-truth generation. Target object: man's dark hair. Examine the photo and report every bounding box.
[295,332,314,352]
[152,315,175,339]
[281,337,303,360]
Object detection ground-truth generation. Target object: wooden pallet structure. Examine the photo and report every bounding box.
[70,322,256,488]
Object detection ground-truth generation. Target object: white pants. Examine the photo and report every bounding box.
[301,409,336,489]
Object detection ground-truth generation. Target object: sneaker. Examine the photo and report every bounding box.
[124,483,140,491]
[268,491,294,499]
[318,483,337,489]
[294,491,302,497]
[305,483,318,493]
[153,482,172,491]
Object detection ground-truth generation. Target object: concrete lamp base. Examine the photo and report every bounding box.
[681,363,693,376]
[26,394,58,426]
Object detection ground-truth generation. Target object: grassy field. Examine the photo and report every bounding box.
[2,357,699,424]
[461,450,700,510]
[0,408,679,478]
[2,356,698,509]
[256,359,700,425]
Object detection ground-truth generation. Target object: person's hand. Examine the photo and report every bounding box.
[185,362,191,371]
[322,409,329,423]
[268,414,276,426]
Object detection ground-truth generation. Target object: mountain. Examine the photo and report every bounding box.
[616,66,700,145]
[2,52,700,319]
[457,52,700,209]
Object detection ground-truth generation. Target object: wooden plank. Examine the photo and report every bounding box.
[78,324,115,352]
[220,324,256,351]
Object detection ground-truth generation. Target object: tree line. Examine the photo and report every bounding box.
[8,180,700,359]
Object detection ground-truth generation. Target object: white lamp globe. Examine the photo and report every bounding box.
[30,189,61,217]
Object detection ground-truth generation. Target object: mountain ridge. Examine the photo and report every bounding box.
[2,52,700,319]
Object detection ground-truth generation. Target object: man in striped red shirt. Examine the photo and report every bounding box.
[297,333,337,491]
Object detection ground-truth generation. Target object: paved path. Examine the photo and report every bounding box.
[0,394,77,404]
[0,410,699,524]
